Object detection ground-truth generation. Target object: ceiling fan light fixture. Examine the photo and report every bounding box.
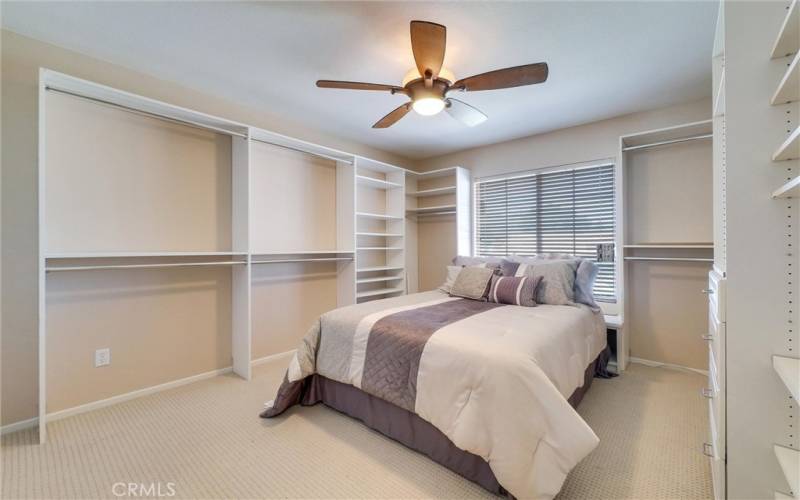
[412,97,445,116]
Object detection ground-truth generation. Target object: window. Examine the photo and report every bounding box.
[475,163,616,302]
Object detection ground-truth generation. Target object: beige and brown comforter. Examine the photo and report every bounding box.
[262,290,607,499]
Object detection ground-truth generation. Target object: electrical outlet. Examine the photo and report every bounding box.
[95,348,110,367]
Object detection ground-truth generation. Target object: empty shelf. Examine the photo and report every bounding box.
[357,247,403,251]
[406,186,456,197]
[408,166,458,179]
[251,250,354,255]
[251,257,352,264]
[772,52,800,105]
[774,445,799,496]
[357,265,404,272]
[625,243,713,249]
[773,355,800,400]
[356,175,402,190]
[356,212,403,220]
[771,0,799,59]
[46,261,246,272]
[356,287,404,298]
[356,276,404,284]
[773,126,800,161]
[45,251,245,259]
[406,204,457,214]
[773,176,800,199]
[356,232,402,237]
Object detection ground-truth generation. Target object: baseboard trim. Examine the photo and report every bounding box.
[629,356,709,376]
[1,350,296,436]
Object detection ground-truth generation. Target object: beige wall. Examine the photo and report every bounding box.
[0,30,411,426]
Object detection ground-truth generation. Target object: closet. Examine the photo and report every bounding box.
[36,70,429,443]
[405,167,471,292]
[616,120,714,373]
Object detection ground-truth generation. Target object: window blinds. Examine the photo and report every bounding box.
[475,164,616,302]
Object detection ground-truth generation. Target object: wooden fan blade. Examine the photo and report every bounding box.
[410,21,446,79]
[445,98,487,127]
[373,103,412,128]
[317,80,403,92]
[452,63,548,92]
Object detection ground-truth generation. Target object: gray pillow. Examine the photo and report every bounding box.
[452,255,503,267]
[438,265,463,294]
[450,267,494,300]
[516,260,578,306]
[575,260,600,310]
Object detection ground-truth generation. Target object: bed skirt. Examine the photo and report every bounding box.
[286,348,613,496]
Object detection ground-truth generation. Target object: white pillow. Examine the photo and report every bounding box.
[439,265,463,294]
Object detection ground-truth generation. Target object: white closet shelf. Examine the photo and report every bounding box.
[406,186,457,197]
[773,176,800,199]
[356,232,402,237]
[356,276,404,284]
[251,257,352,264]
[46,261,246,272]
[774,444,799,496]
[250,250,354,255]
[45,251,245,259]
[771,0,799,59]
[356,247,403,251]
[621,119,713,150]
[356,212,403,220]
[356,175,402,190]
[773,126,800,161]
[357,265,404,272]
[772,52,800,105]
[356,156,408,174]
[408,166,458,179]
[406,204,457,214]
[624,243,713,249]
[356,287,404,298]
[773,355,800,400]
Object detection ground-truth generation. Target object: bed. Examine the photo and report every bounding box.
[261,288,610,499]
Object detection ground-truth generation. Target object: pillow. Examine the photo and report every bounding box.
[452,255,503,268]
[488,275,542,307]
[450,266,494,300]
[500,258,521,277]
[516,259,579,306]
[438,265,463,294]
[575,260,600,310]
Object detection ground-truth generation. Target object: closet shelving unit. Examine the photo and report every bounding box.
[617,119,715,375]
[404,167,471,293]
[36,69,409,443]
[354,157,407,302]
[769,1,800,497]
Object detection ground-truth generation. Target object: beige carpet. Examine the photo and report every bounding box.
[2,361,711,499]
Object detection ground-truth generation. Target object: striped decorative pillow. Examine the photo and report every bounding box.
[488,275,542,307]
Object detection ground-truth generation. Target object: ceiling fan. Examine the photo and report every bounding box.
[317,20,549,129]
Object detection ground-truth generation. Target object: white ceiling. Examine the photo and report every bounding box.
[1,1,718,159]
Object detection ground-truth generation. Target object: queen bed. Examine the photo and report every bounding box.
[262,258,611,499]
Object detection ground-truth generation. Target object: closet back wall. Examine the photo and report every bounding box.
[1,30,411,427]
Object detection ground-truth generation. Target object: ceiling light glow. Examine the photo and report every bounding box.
[412,98,445,116]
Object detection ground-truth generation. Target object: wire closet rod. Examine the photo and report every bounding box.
[45,87,248,139]
[249,137,354,165]
[624,257,713,263]
[622,133,713,152]
[45,261,247,272]
[251,257,353,264]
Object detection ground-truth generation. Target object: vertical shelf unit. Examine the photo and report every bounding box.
[768,1,800,498]
[404,167,471,293]
[616,119,715,375]
[36,69,407,442]
[354,158,406,302]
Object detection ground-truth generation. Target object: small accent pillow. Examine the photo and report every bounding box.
[450,266,494,300]
[488,275,542,307]
[438,265,463,294]
[515,259,579,306]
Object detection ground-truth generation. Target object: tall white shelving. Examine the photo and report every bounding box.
[36,69,411,443]
[404,167,471,293]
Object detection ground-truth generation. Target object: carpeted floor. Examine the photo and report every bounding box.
[2,360,712,499]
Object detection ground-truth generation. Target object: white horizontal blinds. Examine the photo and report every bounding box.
[475,164,616,302]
